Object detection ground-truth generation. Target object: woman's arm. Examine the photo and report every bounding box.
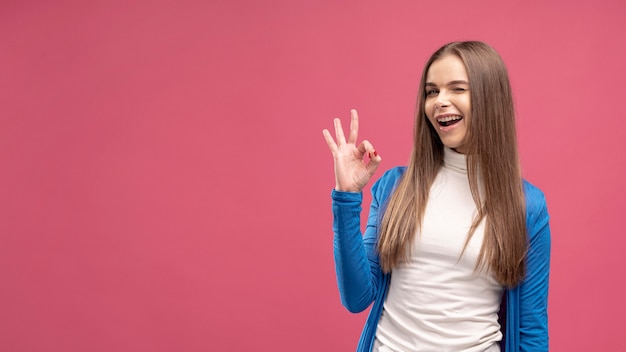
[332,189,378,313]
[332,168,403,313]
[323,109,383,313]
[519,184,551,351]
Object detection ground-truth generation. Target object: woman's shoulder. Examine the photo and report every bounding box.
[522,179,550,237]
[379,166,407,181]
[374,166,406,187]
[370,166,407,197]
[522,179,548,211]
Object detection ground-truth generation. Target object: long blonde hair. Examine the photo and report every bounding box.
[378,41,527,287]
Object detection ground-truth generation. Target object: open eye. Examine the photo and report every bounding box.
[426,89,439,96]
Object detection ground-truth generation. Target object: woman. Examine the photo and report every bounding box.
[322,41,550,351]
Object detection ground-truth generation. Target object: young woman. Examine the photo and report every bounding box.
[322,41,550,351]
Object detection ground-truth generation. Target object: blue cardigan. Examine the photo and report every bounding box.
[332,167,550,351]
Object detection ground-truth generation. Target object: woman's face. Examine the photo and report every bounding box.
[424,55,471,154]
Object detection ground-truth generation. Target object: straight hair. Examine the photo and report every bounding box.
[377,41,527,287]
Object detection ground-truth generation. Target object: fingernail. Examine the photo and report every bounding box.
[373,150,378,157]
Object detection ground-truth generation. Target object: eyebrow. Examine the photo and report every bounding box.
[425,80,469,86]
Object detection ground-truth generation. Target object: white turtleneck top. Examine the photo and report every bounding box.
[375,148,504,352]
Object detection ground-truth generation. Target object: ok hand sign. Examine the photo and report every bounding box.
[322,109,382,193]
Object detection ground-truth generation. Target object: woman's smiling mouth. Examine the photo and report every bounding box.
[436,114,463,127]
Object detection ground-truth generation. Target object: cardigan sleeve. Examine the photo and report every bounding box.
[332,167,404,313]
[518,182,551,351]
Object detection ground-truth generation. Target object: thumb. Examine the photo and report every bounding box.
[358,140,381,176]
[366,149,382,175]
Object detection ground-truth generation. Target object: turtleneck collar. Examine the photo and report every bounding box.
[443,147,467,173]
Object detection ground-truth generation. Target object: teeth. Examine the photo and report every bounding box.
[437,115,462,122]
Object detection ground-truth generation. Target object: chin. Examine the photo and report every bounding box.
[441,141,467,153]
[441,141,462,149]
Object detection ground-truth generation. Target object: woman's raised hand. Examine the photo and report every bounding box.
[322,109,382,193]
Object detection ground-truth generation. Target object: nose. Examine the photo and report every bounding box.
[434,91,450,109]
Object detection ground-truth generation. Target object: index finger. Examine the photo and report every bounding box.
[348,109,359,144]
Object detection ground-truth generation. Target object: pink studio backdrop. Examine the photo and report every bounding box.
[1,0,625,351]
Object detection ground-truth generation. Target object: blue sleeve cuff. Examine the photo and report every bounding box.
[331,189,362,203]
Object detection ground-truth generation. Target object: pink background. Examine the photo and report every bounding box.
[2,0,625,351]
